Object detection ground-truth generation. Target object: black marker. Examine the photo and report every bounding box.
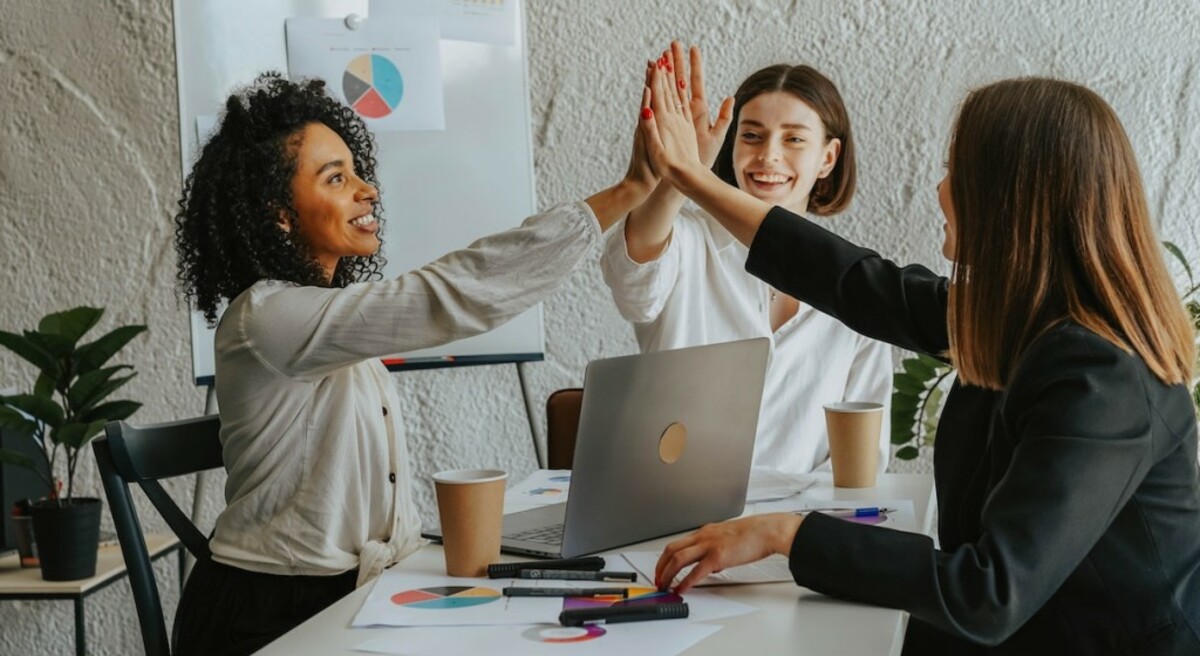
[518,569,638,582]
[487,556,605,578]
[503,586,630,598]
[559,603,689,626]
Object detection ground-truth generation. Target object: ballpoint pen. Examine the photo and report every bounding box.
[502,586,630,598]
[794,507,894,518]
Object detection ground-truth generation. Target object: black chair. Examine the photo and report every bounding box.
[93,415,222,656]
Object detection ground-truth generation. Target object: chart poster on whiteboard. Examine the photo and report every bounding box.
[285,16,445,131]
[370,0,518,45]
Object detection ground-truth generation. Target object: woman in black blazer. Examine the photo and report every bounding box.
[640,57,1200,654]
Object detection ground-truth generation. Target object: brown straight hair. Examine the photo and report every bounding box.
[713,64,855,215]
[946,77,1194,389]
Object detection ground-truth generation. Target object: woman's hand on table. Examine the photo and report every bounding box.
[655,512,804,593]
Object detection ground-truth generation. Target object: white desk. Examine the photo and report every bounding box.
[258,473,935,656]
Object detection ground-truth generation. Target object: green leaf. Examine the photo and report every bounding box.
[1186,300,1200,329]
[33,372,55,398]
[924,424,939,447]
[891,404,916,423]
[0,330,59,378]
[890,400,917,443]
[895,446,920,460]
[891,422,916,445]
[0,407,39,442]
[902,357,937,380]
[81,400,141,423]
[923,386,946,421]
[1163,241,1194,289]
[1,394,63,428]
[893,375,928,395]
[23,330,75,360]
[76,325,147,373]
[66,366,135,413]
[53,420,108,450]
[0,449,37,471]
[918,352,949,368]
[37,307,104,343]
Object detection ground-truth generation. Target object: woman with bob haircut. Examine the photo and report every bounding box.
[640,59,1200,653]
[172,72,657,656]
[602,43,892,476]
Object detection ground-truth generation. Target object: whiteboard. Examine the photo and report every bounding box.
[173,0,541,385]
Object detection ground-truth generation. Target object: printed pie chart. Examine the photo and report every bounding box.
[390,586,500,609]
[522,625,607,644]
[343,53,404,119]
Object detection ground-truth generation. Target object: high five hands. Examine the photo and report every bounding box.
[640,42,734,191]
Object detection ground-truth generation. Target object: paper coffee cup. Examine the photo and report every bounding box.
[433,469,507,577]
[824,402,883,488]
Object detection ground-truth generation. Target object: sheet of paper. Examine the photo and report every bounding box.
[352,569,559,627]
[354,568,754,628]
[354,621,721,656]
[370,0,518,45]
[194,114,218,147]
[745,467,818,502]
[285,17,445,131]
[621,551,794,588]
[754,498,919,534]
[506,469,572,505]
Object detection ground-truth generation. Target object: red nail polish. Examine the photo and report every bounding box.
[641,107,654,120]
[665,61,673,73]
[678,79,686,89]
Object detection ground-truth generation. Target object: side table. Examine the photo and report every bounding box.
[0,533,184,656]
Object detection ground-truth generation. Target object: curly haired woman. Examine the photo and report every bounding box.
[172,73,656,656]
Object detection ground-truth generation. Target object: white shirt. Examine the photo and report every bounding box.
[209,201,600,585]
[601,204,893,475]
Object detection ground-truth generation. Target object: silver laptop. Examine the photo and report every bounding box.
[425,337,769,558]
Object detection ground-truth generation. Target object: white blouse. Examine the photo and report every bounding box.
[600,204,894,475]
[209,201,600,585]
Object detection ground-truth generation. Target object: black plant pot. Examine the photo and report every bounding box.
[30,497,102,581]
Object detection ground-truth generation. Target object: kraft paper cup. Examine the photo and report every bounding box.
[433,469,508,577]
[824,402,883,488]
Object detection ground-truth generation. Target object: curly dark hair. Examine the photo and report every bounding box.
[174,72,386,325]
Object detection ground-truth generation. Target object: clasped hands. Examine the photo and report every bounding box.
[621,42,733,201]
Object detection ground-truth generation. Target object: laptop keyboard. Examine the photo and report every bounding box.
[508,523,564,546]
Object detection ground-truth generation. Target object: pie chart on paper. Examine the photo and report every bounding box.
[389,586,500,609]
[342,53,404,119]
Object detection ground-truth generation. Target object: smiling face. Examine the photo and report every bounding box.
[282,122,380,281]
[731,92,841,214]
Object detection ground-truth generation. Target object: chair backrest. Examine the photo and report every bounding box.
[546,388,583,470]
[93,415,223,656]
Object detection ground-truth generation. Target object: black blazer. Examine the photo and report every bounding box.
[746,207,1200,655]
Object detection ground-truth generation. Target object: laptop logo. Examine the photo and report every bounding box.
[658,422,687,464]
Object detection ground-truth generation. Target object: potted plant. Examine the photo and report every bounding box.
[0,306,145,580]
[1163,242,1200,409]
[891,242,1200,460]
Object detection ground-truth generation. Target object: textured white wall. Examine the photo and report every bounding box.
[1,0,1197,653]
